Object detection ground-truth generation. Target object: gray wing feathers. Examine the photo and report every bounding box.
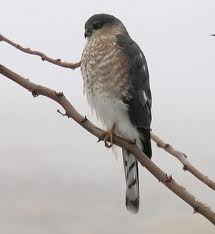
[117,33,152,158]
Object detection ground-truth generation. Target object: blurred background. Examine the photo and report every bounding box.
[0,0,215,233]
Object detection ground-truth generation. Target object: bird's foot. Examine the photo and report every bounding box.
[98,122,116,148]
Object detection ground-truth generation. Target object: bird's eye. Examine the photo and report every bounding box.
[93,22,103,30]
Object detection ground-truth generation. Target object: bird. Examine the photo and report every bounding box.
[81,13,152,213]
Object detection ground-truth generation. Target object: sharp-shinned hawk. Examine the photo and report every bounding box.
[81,14,152,213]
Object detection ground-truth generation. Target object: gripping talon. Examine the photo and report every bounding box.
[98,122,116,148]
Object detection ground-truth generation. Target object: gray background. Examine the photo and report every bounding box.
[0,0,215,233]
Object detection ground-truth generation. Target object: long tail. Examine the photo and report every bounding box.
[122,149,139,213]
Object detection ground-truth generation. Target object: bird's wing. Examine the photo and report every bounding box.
[117,33,152,158]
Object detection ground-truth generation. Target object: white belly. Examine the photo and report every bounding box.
[86,90,141,146]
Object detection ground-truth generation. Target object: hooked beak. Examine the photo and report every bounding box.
[84,28,92,38]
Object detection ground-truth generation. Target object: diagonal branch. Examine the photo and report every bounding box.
[151,132,215,190]
[1,33,214,191]
[0,34,81,69]
[0,64,214,225]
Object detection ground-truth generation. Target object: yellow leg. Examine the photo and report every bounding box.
[98,122,116,148]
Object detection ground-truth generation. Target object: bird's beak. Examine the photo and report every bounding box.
[84,28,92,38]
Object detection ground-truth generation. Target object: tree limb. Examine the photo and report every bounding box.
[1,33,214,191]
[0,34,81,69]
[0,64,214,225]
[151,132,215,191]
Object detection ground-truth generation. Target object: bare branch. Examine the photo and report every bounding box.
[151,132,215,191]
[0,34,81,69]
[2,33,213,191]
[0,64,214,225]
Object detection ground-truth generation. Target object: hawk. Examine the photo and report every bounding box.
[81,14,152,213]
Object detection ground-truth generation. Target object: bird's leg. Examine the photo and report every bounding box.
[98,122,116,148]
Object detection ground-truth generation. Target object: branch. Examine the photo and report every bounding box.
[0,64,214,225]
[0,34,81,69]
[151,132,215,191]
[1,33,214,192]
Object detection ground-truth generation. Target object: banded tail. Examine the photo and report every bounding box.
[122,149,139,213]
[122,133,152,213]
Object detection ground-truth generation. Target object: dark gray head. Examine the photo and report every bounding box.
[84,14,126,38]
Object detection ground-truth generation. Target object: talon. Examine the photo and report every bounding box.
[98,122,116,148]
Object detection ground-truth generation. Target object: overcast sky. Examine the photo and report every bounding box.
[0,0,215,233]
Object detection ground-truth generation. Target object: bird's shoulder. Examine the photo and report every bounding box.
[116,34,149,76]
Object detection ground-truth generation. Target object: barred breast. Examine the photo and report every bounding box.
[81,34,129,99]
[81,33,140,143]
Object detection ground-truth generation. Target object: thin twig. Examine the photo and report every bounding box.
[0,34,81,69]
[0,64,214,225]
[151,132,215,191]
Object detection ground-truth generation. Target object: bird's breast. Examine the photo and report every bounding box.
[81,35,140,143]
[82,36,131,130]
[81,35,130,100]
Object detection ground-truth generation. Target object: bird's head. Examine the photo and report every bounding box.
[84,13,127,39]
